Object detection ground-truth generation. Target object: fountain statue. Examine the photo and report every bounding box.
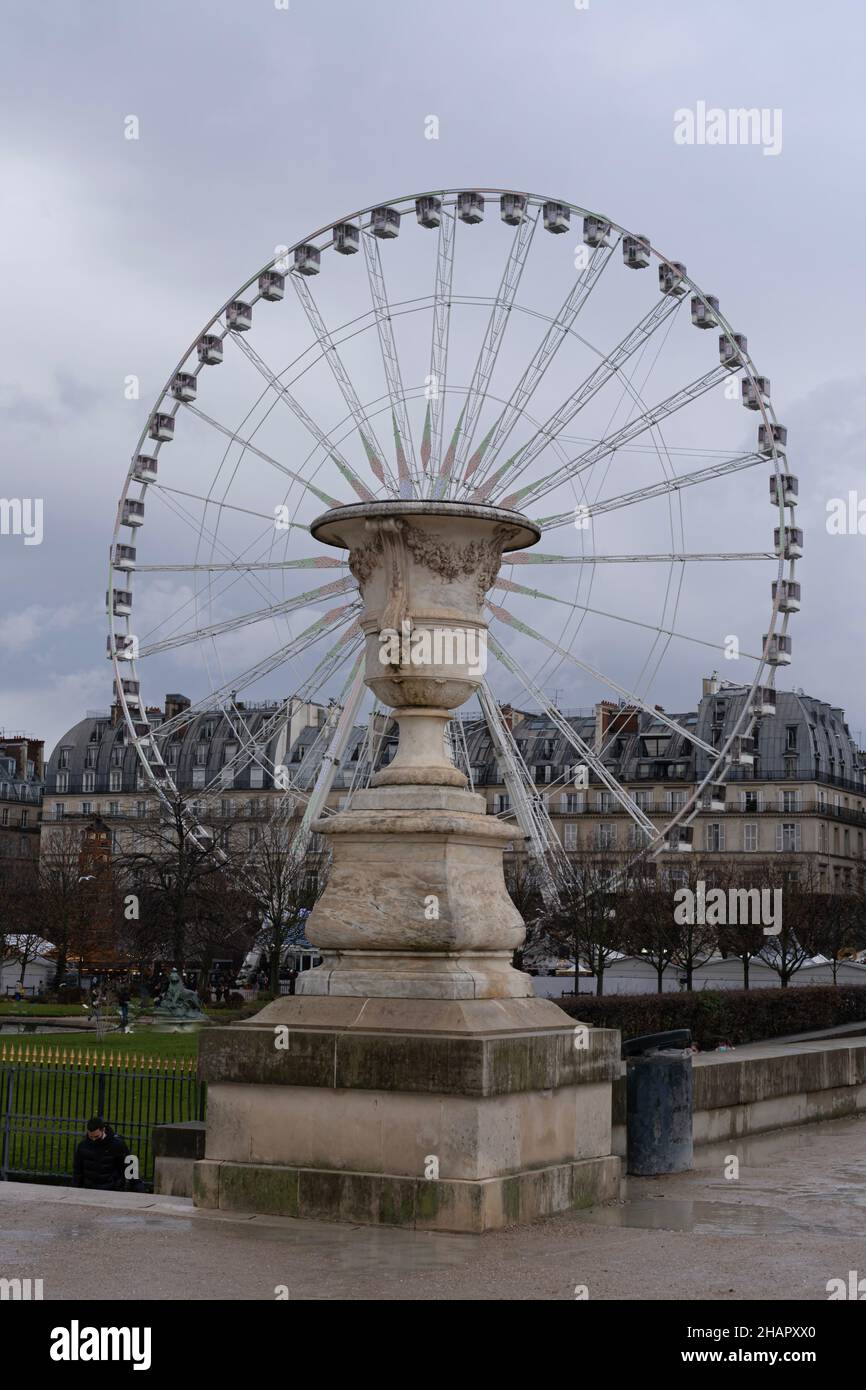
[153,969,205,1020]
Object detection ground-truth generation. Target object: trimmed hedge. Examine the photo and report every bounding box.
[554,984,866,1049]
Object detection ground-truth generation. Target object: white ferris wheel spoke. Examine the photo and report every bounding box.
[362,229,417,498]
[433,208,539,498]
[461,237,618,497]
[505,549,776,563]
[153,604,362,740]
[183,403,346,510]
[181,641,366,811]
[485,599,717,756]
[136,575,357,658]
[152,484,308,530]
[487,635,656,838]
[291,271,398,493]
[476,679,567,901]
[137,482,325,646]
[134,557,345,573]
[472,291,683,504]
[492,576,762,661]
[501,362,729,510]
[581,451,765,517]
[294,660,368,850]
[420,209,455,487]
[227,334,376,503]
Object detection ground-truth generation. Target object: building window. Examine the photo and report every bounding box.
[81,802,92,816]
[58,749,70,770]
[779,789,801,813]
[667,790,687,812]
[192,766,206,788]
[595,823,616,850]
[54,803,64,819]
[564,823,578,851]
[777,822,801,852]
[56,772,68,793]
[705,823,725,852]
[743,823,758,852]
[20,809,28,826]
[596,792,613,812]
[195,744,208,766]
[741,790,761,813]
[0,809,7,827]
[633,789,653,812]
[220,767,235,789]
[136,801,147,818]
[494,794,511,815]
[109,769,122,792]
[250,766,264,788]
[82,770,95,793]
[108,801,120,817]
[785,725,798,751]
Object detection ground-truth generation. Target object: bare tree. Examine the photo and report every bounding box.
[235,817,328,993]
[33,825,101,989]
[618,859,680,993]
[503,853,546,971]
[667,856,725,990]
[757,859,810,987]
[117,795,239,966]
[540,852,624,996]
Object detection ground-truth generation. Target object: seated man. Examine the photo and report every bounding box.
[73,1117,130,1191]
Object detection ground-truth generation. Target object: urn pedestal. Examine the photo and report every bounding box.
[194,502,621,1231]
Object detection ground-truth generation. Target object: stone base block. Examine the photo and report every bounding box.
[193,1154,621,1233]
[195,1005,621,1230]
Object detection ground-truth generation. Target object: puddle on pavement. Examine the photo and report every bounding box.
[4,1207,479,1274]
[573,1197,819,1236]
[581,1114,866,1237]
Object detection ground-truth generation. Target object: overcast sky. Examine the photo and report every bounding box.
[1,0,864,754]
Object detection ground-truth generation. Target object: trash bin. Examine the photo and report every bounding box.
[623,1029,693,1175]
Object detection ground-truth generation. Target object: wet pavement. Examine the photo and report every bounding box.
[1,1113,865,1300]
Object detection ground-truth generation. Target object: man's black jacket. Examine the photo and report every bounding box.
[72,1125,129,1190]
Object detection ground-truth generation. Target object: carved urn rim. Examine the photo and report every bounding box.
[310,500,541,552]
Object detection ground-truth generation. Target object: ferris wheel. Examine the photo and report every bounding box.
[107,187,798,888]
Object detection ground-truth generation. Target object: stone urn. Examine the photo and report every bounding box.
[298,499,540,1001]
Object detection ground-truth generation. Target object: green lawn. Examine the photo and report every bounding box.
[3,1028,201,1063]
[1,1034,204,1185]
[0,1002,90,1016]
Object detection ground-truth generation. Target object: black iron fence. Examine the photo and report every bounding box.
[0,1043,205,1188]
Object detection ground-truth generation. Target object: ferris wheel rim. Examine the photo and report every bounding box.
[108,185,797,874]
